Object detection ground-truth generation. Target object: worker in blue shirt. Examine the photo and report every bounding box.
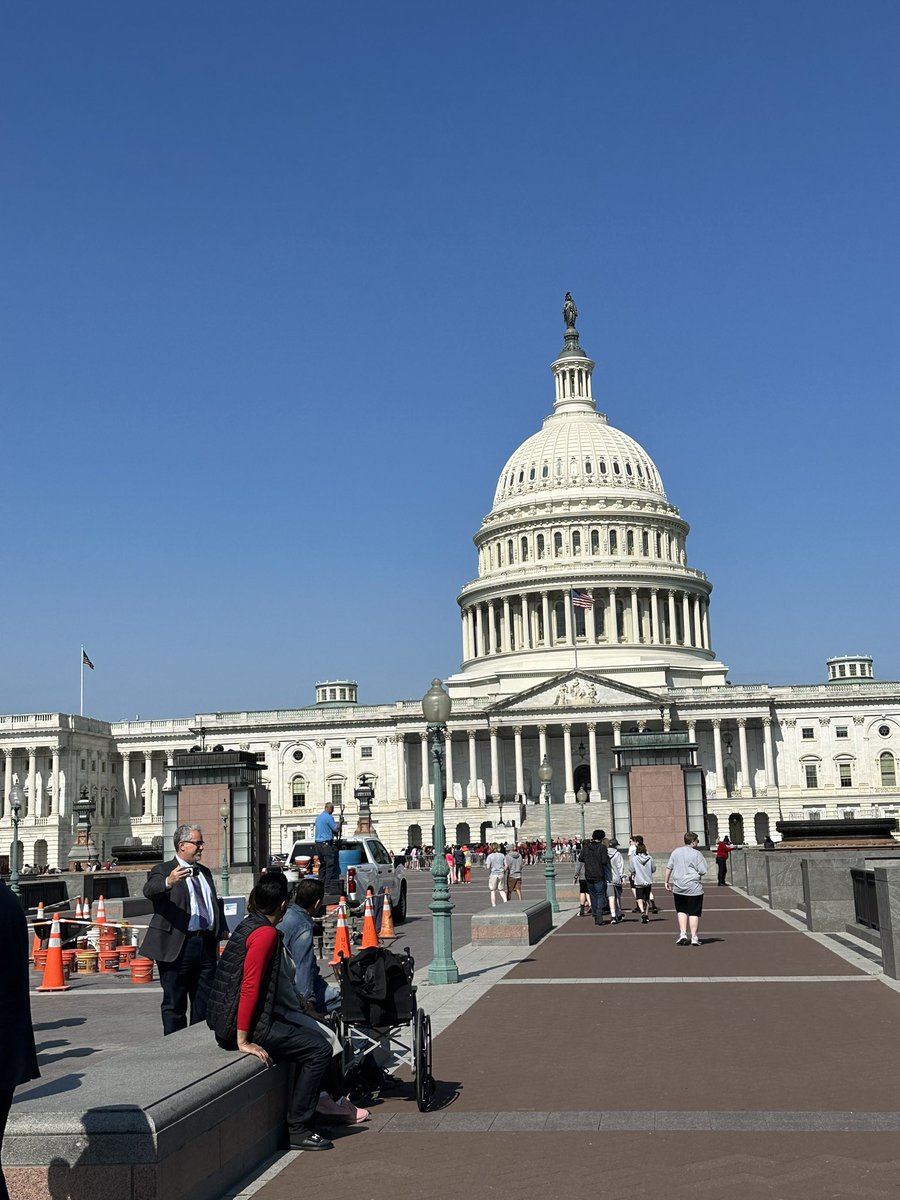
[314,800,340,885]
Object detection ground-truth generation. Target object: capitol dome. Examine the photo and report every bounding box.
[451,296,728,697]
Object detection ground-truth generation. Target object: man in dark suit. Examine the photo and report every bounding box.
[0,879,40,1200]
[141,823,227,1036]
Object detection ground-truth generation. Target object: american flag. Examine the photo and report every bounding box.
[571,589,594,609]
[82,650,95,670]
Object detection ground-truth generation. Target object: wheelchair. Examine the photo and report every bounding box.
[335,944,435,1111]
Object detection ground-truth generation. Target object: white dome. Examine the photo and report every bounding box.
[492,408,666,510]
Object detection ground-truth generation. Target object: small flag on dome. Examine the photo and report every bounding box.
[82,650,95,670]
[571,590,593,609]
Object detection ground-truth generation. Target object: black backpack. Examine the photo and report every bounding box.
[339,946,416,1026]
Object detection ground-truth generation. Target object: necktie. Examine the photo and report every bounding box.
[191,875,212,929]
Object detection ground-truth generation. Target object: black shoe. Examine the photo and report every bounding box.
[594,917,604,925]
[614,914,624,924]
[290,1130,334,1151]
[641,914,649,924]
[650,904,659,914]
[631,906,640,913]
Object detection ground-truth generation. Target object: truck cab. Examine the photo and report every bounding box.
[286,835,407,923]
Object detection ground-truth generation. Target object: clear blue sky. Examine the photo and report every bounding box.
[3,2,898,719]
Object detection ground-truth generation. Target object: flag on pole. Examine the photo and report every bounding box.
[571,589,594,609]
[82,650,95,670]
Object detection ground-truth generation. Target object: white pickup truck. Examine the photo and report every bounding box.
[286,835,408,923]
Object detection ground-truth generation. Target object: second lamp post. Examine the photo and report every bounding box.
[422,679,459,985]
[538,755,559,912]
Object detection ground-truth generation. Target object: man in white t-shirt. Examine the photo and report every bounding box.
[665,831,708,947]
[485,843,508,907]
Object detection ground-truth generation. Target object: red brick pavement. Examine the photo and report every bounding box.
[250,887,900,1200]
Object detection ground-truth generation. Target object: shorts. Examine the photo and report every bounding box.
[634,885,652,901]
[673,892,704,917]
[578,878,590,895]
[607,882,622,899]
[489,873,506,892]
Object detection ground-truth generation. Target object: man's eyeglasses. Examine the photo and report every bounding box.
[181,839,204,847]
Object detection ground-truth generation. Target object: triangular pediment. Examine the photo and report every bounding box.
[486,671,669,715]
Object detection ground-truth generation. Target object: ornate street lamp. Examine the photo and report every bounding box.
[219,801,230,896]
[576,784,588,843]
[68,785,99,871]
[422,679,459,985]
[538,755,559,912]
[9,781,23,896]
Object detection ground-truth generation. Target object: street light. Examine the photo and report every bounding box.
[538,755,559,912]
[9,781,23,896]
[219,801,230,896]
[422,679,459,985]
[576,785,588,843]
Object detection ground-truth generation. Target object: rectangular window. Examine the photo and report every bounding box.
[839,665,846,677]
[801,727,815,740]
[330,782,343,805]
[836,726,849,739]
[804,764,818,788]
[839,763,852,788]
[849,664,857,676]
[255,752,266,762]
[360,746,373,759]
[330,747,342,760]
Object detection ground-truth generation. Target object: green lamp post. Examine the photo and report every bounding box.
[9,781,23,897]
[422,679,459,984]
[576,784,588,843]
[538,755,559,912]
[219,801,230,896]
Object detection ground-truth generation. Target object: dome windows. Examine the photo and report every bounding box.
[542,463,549,479]
[613,460,621,476]
[584,459,593,475]
[590,529,600,555]
[609,530,618,555]
[553,531,563,557]
[529,465,536,481]
[572,531,582,556]
[626,530,635,555]
[599,460,607,475]
[520,536,529,561]
[625,462,634,478]
[537,534,546,559]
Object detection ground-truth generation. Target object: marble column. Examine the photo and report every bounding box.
[702,600,711,650]
[541,592,550,646]
[681,592,691,645]
[562,724,574,796]
[419,732,430,804]
[514,726,525,799]
[28,748,37,818]
[650,588,660,644]
[712,720,725,790]
[52,748,61,817]
[737,718,750,795]
[587,722,599,800]
[444,730,454,803]
[609,587,619,643]
[630,588,639,643]
[478,605,488,657]
[122,753,132,816]
[502,597,511,652]
[667,589,677,645]
[692,595,701,649]
[489,727,500,799]
[468,730,478,801]
[395,736,407,803]
[144,752,154,817]
[586,590,596,643]
[762,717,775,790]
[538,724,547,766]
[4,750,13,811]
[487,601,496,654]
[612,721,622,747]
[562,591,572,645]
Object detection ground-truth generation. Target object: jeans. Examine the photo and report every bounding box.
[586,880,609,921]
[262,1017,337,1135]
[316,842,338,886]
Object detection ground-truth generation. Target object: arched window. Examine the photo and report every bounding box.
[507,538,514,564]
[553,532,563,557]
[625,462,634,478]
[291,777,307,808]
[572,531,581,555]
[407,823,423,848]
[880,753,897,788]
[518,469,524,484]
[584,459,592,475]
[626,530,635,555]
[599,459,607,475]
[529,465,536,481]
[613,460,621,475]
[541,462,549,479]
[609,530,618,555]
[520,536,528,562]
[497,541,503,565]
[570,456,578,477]
[555,458,563,478]
[641,531,650,556]
[590,529,600,555]
[574,607,586,637]
[655,532,662,557]
[537,534,545,559]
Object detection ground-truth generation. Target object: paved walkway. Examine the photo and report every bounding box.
[231,887,900,1200]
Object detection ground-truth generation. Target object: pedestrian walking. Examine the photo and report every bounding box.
[578,829,610,926]
[505,844,524,900]
[485,843,508,906]
[574,855,589,916]
[631,839,656,923]
[606,838,626,922]
[665,832,708,946]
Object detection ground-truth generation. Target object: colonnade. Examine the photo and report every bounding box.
[462,585,711,661]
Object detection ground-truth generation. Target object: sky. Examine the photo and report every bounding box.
[2,2,899,720]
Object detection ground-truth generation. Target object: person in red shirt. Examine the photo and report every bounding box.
[715,836,737,886]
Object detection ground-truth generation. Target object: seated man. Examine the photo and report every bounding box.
[279,877,340,1014]
[207,873,347,1151]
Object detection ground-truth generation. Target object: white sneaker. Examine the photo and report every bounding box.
[676,934,690,945]
[691,937,701,946]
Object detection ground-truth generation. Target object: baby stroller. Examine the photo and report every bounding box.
[336,944,435,1111]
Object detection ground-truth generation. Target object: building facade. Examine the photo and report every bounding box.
[2,305,898,869]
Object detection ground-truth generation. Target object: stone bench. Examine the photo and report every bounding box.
[470,900,553,945]
[5,1025,290,1200]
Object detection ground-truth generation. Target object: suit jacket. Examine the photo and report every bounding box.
[0,879,40,1088]
[139,859,226,963]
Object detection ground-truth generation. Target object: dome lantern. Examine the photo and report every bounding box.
[551,292,596,414]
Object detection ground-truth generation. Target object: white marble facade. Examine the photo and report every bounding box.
[2,308,898,867]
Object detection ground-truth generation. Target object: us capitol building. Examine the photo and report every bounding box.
[3,299,898,869]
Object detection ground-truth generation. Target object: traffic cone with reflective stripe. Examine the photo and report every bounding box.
[96,895,106,923]
[361,888,380,949]
[330,897,352,965]
[31,901,45,961]
[379,888,396,940]
[74,898,83,920]
[37,914,70,992]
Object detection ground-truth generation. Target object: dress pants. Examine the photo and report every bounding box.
[157,933,218,1036]
[0,1087,14,1200]
[717,859,728,885]
[262,1017,336,1136]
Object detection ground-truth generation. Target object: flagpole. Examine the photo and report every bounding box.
[80,645,84,717]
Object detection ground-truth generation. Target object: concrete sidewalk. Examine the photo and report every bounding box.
[234,888,900,1200]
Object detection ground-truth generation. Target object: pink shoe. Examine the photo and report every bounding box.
[337,1097,370,1123]
[316,1093,369,1123]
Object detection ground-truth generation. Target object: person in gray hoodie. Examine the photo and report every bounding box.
[630,839,656,924]
[505,844,524,900]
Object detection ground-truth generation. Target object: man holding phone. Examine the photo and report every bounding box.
[141,824,227,1035]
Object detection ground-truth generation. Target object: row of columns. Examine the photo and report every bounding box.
[400,716,779,805]
[462,585,711,661]
[1,747,171,822]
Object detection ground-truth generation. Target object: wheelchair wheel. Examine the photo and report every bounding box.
[414,1007,434,1111]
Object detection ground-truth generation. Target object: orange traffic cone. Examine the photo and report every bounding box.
[360,888,379,950]
[96,895,106,923]
[379,889,396,940]
[74,898,83,920]
[37,914,71,992]
[31,901,45,960]
[330,897,352,965]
